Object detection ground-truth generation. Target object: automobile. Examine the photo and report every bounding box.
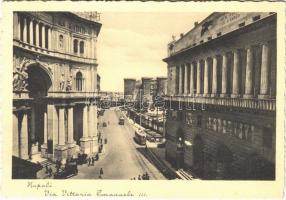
[77,153,88,165]
[119,117,124,125]
[103,122,107,127]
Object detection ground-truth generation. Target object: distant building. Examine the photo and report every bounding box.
[124,78,136,102]
[163,12,276,179]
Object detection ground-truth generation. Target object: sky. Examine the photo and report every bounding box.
[97,12,210,92]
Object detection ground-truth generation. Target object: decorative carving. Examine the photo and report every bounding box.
[13,57,31,91]
[59,73,65,91]
[66,74,73,91]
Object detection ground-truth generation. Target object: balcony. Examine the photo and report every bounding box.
[13,39,96,65]
[164,95,276,111]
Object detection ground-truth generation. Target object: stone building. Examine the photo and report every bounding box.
[163,12,276,179]
[12,12,101,164]
[124,78,136,102]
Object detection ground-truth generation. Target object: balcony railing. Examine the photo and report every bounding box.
[164,95,276,111]
[14,40,96,65]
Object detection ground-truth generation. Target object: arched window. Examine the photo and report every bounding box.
[73,39,78,53]
[76,71,83,91]
[59,35,64,49]
[80,41,84,54]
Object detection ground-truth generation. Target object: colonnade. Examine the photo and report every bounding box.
[13,103,99,161]
[175,42,271,99]
[15,13,52,50]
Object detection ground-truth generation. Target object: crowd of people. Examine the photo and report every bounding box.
[130,172,150,180]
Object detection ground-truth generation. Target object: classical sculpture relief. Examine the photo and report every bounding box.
[66,74,73,91]
[13,57,30,91]
[59,73,65,91]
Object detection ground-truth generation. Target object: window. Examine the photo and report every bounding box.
[73,39,78,53]
[80,41,84,54]
[75,72,83,91]
[59,35,64,49]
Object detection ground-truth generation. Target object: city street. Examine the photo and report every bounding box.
[71,109,166,180]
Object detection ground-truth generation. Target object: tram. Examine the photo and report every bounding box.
[134,129,146,145]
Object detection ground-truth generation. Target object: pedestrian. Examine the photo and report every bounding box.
[88,157,91,166]
[92,157,94,166]
[100,168,104,175]
[48,167,53,178]
[138,175,141,180]
[104,138,107,144]
[142,173,146,180]
[45,165,49,174]
[146,172,149,180]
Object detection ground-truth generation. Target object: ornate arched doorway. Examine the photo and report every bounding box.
[193,135,204,177]
[26,63,52,156]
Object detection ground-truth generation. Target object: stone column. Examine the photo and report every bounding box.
[67,106,76,158]
[40,111,48,158]
[14,13,21,40]
[58,108,65,146]
[29,20,33,45]
[67,107,74,144]
[259,42,270,99]
[220,53,228,97]
[13,111,19,157]
[211,56,218,97]
[46,104,57,159]
[178,65,183,95]
[48,27,52,50]
[80,105,90,154]
[23,17,27,43]
[231,50,240,98]
[41,25,46,48]
[184,64,188,95]
[204,59,210,97]
[196,61,202,96]
[244,47,254,98]
[20,112,29,160]
[92,105,98,153]
[190,62,195,96]
[54,107,67,162]
[35,22,39,47]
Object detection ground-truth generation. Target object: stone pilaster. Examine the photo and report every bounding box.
[41,111,48,158]
[13,111,19,157]
[41,25,46,48]
[23,17,27,43]
[35,22,39,47]
[178,65,183,95]
[29,19,33,45]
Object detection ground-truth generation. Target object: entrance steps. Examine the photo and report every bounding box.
[176,169,194,180]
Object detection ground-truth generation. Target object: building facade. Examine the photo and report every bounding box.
[124,78,136,102]
[97,74,101,92]
[13,12,102,164]
[163,12,276,179]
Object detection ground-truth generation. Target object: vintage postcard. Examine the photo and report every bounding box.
[0,1,285,198]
